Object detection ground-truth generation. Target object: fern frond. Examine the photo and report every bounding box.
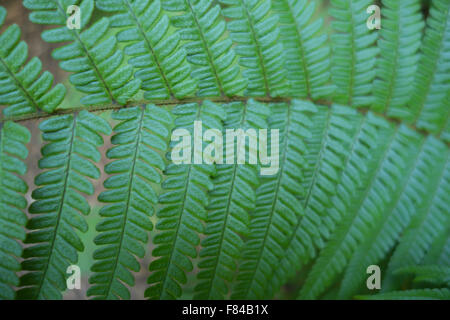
[95,0,197,100]
[219,0,289,97]
[0,122,30,299]
[423,227,450,266]
[408,0,450,133]
[0,6,65,117]
[88,105,172,300]
[272,0,334,99]
[395,265,450,287]
[442,117,450,143]
[231,100,316,299]
[356,288,450,300]
[383,155,450,291]
[299,125,423,300]
[163,0,247,97]
[146,100,226,299]
[23,0,141,105]
[263,106,381,297]
[338,136,448,299]
[194,99,270,299]
[330,0,379,107]
[375,0,424,115]
[17,111,111,299]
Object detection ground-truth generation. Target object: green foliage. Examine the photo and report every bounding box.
[357,288,450,300]
[18,111,111,299]
[96,0,198,100]
[0,0,448,301]
[163,0,247,97]
[0,7,65,116]
[374,0,424,115]
[231,100,315,299]
[338,136,449,299]
[89,105,172,299]
[193,99,270,299]
[408,0,450,133]
[147,100,225,299]
[330,0,379,107]
[395,265,450,287]
[0,122,30,299]
[23,0,141,105]
[272,0,334,99]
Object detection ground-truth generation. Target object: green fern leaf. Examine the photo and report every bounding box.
[0,6,65,116]
[338,135,449,299]
[272,0,334,99]
[146,100,226,299]
[95,0,198,100]
[356,288,450,300]
[0,0,447,302]
[88,105,172,299]
[219,0,289,97]
[408,0,450,134]
[395,265,450,287]
[383,155,449,291]
[17,111,111,299]
[374,0,424,115]
[330,0,379,107]
[442,117,450,143]
[0,122,30,299]
[23,0,141,105]
[423,226,450,266]
[194,99,270,299]
[264,106,383,297]
[231,100,316,299]
[299,124,425,299]
[163,0,247,97]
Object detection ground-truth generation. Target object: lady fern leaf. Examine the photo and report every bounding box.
[88,105,172,299]
[0,6,66,117]
[272,0,335,99]
[163,0,247,97]
[299,125,425,299]
[194,99,269,299]
[338,135,449,299]
[18,111,111,299]
[374,0,424,115]
[383,156,449,291]
[96,0,198,100]
[0,0,448,302]
[231,100,315,299]
[0,122,30,299]
[220,0,289,97]
[357,288,450,300]
[23,0,141,106]
[147,100,226,299]
[330,0,379,107]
